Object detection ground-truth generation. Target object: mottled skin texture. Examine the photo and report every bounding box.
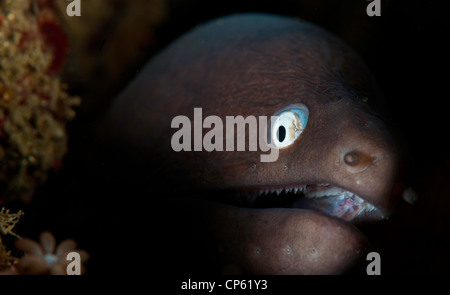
[180,199,368,274]
[94,14,403,274]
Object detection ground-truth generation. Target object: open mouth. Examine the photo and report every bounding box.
[202,183,386,225]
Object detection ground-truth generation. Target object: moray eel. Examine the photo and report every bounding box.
[94,13,405,274]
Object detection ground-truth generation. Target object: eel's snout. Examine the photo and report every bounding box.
[332,145,400,215]
[322,105,404,218]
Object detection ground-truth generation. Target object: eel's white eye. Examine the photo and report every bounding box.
[271,104,309,149]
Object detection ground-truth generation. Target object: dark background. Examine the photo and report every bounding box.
[6,0,450,276]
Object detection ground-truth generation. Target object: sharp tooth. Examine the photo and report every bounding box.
[276,189,281,196]
[306,187,345,198]
[294,188,299,194]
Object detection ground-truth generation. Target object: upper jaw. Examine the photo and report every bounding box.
[233,183,389,224]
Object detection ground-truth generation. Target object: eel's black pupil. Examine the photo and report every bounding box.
[278,126,286,142]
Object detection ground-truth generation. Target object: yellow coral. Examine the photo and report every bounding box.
[0,207,23,272]
[0,0,80,202]
[0,207,23,239]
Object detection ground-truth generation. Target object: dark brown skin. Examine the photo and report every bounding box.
[170,198,368,274]
[94,13,404,274]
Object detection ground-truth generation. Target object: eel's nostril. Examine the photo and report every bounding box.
[344,152,359,167]
[342,150,376,173]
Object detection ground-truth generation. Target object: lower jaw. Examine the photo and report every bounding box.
[170,185,379,274]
